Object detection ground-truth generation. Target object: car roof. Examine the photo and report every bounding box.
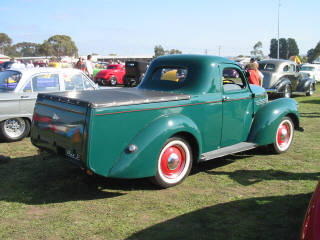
[8,67,81,74]
[258,59,296,65]
[154,54,235,66]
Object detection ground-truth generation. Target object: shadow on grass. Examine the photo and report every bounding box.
[300,112,320,118]
[191,147,270,176]
[299,99,320,105]
[206,169,320,186]
[0,150,163,204]
[0,154,128,205]
[127,193,311,240]
[191,153,251,175]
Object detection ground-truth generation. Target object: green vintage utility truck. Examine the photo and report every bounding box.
[31,55,302,188]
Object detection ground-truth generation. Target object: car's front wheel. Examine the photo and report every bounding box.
[306,83,315,96]
[110,76,118,86]
[0,118,30,142]
[153,137,193,188]
[269,117,294,154]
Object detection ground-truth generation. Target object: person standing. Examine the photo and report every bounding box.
[75,57,85,71]
[84,55,93,79]
[26,61,34,68]
[247,63,261,86]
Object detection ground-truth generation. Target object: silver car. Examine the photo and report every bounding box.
[259,59,316,98]
[0,68,98,141]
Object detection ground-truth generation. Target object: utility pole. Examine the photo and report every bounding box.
[277,0,281,59]
[218,45,221,56]
[205,49,208,55]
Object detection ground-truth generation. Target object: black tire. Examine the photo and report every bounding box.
[306,83,315,96]
[282,84,292,98]
[152,137,193,188]
[268,117,294,154]
[0,118,30,142]
[123,75,129,87]
[134,74,144,86]
[101,79,108,86]
[110,76,118,86]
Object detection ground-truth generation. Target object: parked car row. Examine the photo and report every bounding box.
[93,61,148,87]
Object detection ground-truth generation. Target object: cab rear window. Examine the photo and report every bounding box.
[259,63,276,71]
[139,67,188,91]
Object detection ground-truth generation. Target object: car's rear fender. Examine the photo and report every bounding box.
[108,114,202,178]
[274,77,291,92]
[248,98,300,145]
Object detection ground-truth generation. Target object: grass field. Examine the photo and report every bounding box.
[0,86,319,240]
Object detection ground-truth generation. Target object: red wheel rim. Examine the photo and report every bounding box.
[160,145,186,179]
[277,122,291,148]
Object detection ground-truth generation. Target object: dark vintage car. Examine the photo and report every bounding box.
[300,180,320,240]
[259,59,316,98]
[123,61,148,87]
[31,55,302,188]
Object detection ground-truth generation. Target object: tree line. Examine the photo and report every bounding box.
[247,38,320,63]
[0,33,78,58]
[1,32,320,63]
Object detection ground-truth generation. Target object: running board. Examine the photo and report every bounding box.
[200,142,257,162]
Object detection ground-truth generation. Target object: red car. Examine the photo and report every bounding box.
[94,64,125,86]
[300,180,320,240]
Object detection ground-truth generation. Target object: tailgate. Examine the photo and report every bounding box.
[31,93,90,166]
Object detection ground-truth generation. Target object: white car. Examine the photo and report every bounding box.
[300,64,320,82]
[0,68,99,141]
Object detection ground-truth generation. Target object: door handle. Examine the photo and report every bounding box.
[20,96,30,99]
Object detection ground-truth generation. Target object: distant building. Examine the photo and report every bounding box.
[94,55,153,63]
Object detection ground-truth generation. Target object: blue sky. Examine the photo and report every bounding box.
[1,0,319,57]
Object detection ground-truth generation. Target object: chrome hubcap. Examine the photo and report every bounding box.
[280,128,288,142]
[167,153,180,170]
[4,118,25,138]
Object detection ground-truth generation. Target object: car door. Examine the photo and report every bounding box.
[19,73,60,116]
[220,65,254,147]
[282,63,298,90]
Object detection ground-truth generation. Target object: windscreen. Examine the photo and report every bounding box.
[300,66,315,71]
[0,70,22,91]
[107,65,117,69]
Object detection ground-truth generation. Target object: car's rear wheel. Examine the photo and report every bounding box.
[0,118,30,142]
[306,83,315,96]
[110,76,118,86]
[153,137,193,188]
[269,117,294,154]
[282,84,292,98]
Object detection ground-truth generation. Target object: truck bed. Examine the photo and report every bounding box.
[38,88,191,108]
